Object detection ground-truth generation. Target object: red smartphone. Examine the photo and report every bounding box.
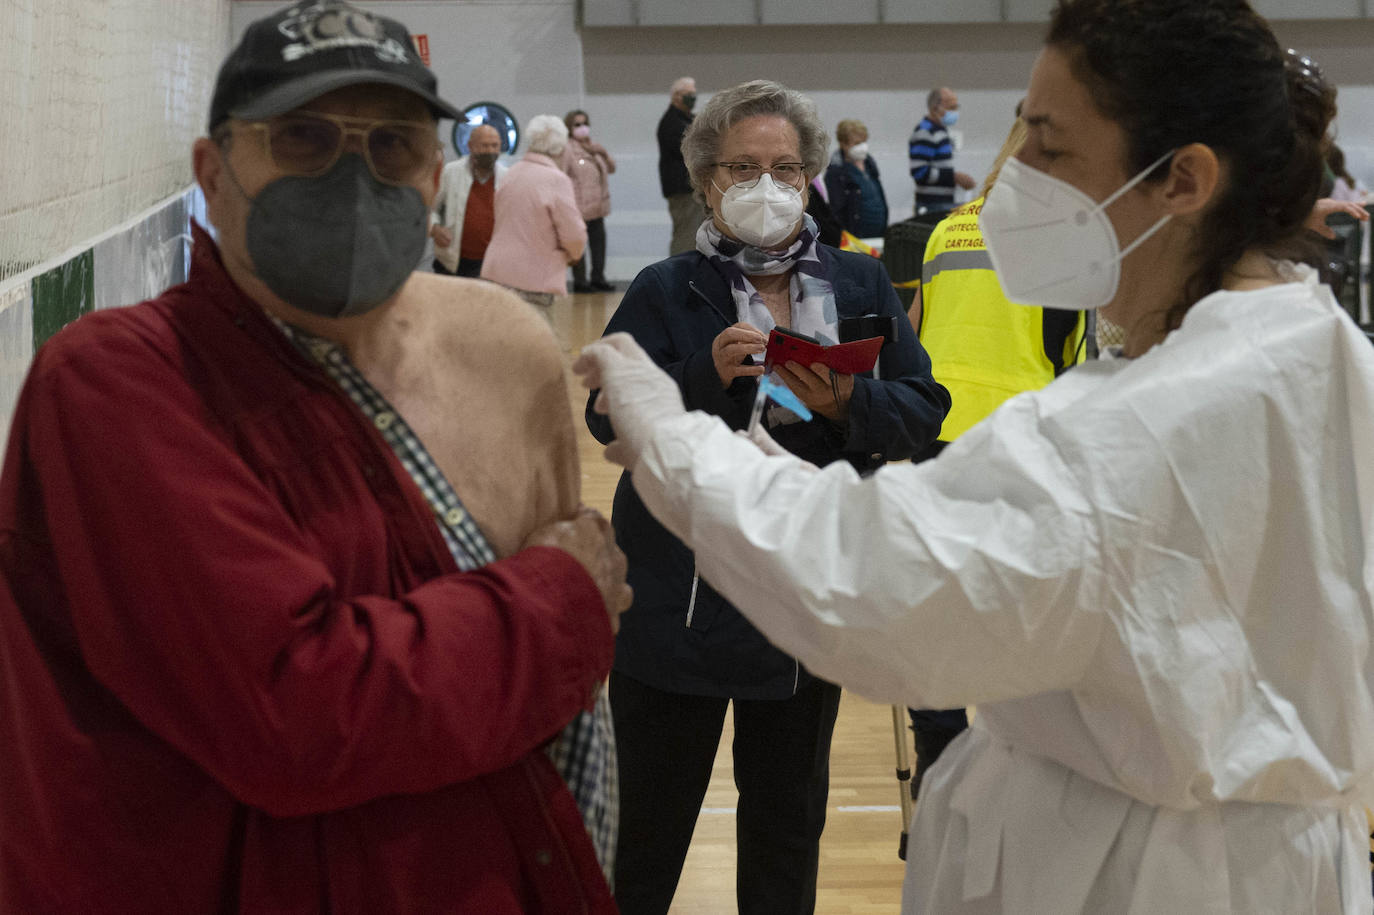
[764,327,883,375]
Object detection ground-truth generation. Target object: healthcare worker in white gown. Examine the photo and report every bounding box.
[576,1,1374,911]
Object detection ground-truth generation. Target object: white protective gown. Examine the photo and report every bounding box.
[624,269,1374,913]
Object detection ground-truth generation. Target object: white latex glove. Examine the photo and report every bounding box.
[574,333,687,468]
[734,424,787,457]
[733,425,822,476]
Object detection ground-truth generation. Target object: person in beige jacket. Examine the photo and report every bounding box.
[561,110,616,292]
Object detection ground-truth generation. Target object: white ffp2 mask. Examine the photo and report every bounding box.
[715,174,805,249]
[979,150,1174,310]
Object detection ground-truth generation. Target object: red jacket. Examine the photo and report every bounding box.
[0,229,617,913]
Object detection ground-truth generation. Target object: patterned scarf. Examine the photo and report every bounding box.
[695,213,839,345]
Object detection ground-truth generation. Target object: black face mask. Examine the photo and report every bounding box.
[470,152,499,171]
[240,155,428,318]
[681,93,697,111]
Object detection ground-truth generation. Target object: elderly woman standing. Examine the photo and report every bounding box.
[481,115,586,307]
[562,110,617,292]
[585,80,949,914]
[824,118,889,238]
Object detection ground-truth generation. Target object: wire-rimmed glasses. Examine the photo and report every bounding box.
[715,161,807,190]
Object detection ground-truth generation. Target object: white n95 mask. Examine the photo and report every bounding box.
[715,174,805,249]
[979,150,1174,310]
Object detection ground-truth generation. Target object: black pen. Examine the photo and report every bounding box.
[687,281,735,330]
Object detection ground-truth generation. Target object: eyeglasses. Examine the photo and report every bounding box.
[715,161,807,190]
[238,112,439,185]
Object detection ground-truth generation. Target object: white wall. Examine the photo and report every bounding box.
[228,3,1374,283]
[1,0,230,280]
[0,0,230,440]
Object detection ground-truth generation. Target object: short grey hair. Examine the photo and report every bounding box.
[671,76,695,96]
[525,114,568,157]
[680,80,827,206]
[926,87,948,112]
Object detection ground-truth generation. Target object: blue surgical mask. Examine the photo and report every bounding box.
[942,109,960,128]
[231,154,428,318]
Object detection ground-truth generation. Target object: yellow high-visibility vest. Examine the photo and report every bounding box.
[918,197,1085,442]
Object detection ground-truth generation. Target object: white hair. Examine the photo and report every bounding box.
[671,76,695,97]
[682,80,828,206]
[525,114,568,157]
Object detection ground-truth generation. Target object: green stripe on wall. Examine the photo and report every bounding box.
[31,248,95,351]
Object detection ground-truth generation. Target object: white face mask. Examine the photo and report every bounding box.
[979,150,1174,310]
[845,142,869,162]
[714,174,805,249]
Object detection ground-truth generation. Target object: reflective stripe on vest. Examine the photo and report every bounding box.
[918,198,1083,442]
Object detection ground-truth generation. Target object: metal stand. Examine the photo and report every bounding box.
[890,704,915,859]
[839,311,917,860]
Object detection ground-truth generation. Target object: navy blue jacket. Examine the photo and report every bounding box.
[824,151,890,239]
[585,246,950,699]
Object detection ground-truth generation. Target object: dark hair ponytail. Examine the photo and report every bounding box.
[1329,144,1356,187]
[1276,49,1337,230]
[1047,0,1335,328]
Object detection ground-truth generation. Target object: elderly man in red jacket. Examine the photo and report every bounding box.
[0,2,628,913]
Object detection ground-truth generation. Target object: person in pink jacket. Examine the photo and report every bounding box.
[481,115,587,306]
[561,110,617,293]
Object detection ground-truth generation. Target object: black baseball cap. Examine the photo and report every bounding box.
[208,0,461,131]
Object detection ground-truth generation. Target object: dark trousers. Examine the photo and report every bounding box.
[572,217,607,285]
[668,193,705,255]
[907,707,968,798]
[432,257,483,277]
[610,670,842,915]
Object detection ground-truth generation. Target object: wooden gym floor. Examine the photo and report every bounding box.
[552,289,909,914]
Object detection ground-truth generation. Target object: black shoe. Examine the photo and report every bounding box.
[590,280,616,292]
[572,281,594,293]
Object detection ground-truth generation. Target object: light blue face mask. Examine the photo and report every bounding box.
[942,109,960,128]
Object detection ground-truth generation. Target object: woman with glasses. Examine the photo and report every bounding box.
[584,80,949,915]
